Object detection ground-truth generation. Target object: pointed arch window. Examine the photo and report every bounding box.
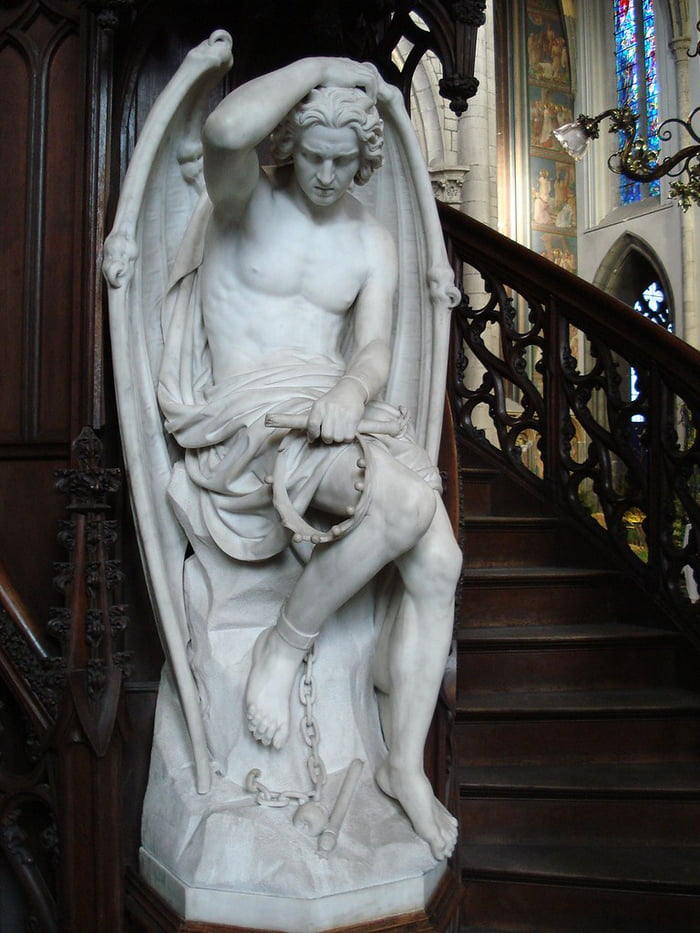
[613,0,660,203]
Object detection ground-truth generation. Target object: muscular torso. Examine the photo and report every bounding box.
[201,174,372,381]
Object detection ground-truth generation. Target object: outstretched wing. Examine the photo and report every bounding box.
[103,30,234,795]
[353,84,460,461]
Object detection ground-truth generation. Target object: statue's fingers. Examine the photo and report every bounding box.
[306,412,322,442]
[360,62,380,101]
[320,416,337,444]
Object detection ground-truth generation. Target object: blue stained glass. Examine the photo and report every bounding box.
[621,179,642,204]
[613,0,660,202]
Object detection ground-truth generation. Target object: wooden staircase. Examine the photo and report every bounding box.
[454,443,700,933]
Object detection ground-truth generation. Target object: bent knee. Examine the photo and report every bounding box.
[440,535,464,588]
[417,524,462,584]
[377,472,437,553]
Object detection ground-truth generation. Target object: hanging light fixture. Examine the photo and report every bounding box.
[553,105,700,211]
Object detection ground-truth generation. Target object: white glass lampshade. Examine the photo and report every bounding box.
[553,122,592,160]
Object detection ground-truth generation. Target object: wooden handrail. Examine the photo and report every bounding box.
[439,201,700,640]
[0,564,51,660]
[0,559,55,732]
[439,203,700,385]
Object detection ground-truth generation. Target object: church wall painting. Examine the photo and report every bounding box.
[525,0,577,271]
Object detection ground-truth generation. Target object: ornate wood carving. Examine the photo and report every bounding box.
[110,2,486,118]
[0,605,63,722]
[49,426,131,931]
[440,201,700,642]
[450,0,486,27]
[342,0,486,115]
[84,0,135,30]
[0,677,59,933]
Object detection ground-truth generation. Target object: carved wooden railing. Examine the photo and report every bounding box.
[0,568,60,933]
[0,428,130,933]
[439,201,700,642]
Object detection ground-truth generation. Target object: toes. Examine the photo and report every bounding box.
[272,726,288,749]
[246,711,287,748]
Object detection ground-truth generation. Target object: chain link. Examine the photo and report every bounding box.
[245,643,327,809]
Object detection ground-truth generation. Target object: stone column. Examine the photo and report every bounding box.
[670,31,698,348]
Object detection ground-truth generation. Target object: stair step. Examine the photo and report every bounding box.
[461,847,700,933]
[462,565,620,585]
[461,928,522,933]
[460,796,700,847]
[459,566,632,627]
[458,762,700,797]
[457,623,677,647]
[456,624,679,694]
[458,764,700,852]
[460,467,500,513]
[461,929,521,933]
[461,515,564,567]
[457,687,700,717]
[454,689,700,764]
[456,441,700,930]
[459,466,548,516]
[461,843,700,893]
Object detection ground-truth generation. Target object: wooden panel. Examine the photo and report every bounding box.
[39,28,81,440]
[0,5,83,624]
[0,458,67,626]
[0,41,29,439]
[0,7,81,446]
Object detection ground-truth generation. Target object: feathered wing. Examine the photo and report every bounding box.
[103,30,234,794]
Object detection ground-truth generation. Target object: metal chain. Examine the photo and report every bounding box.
[300,642,327,789]
[245,643,327,808]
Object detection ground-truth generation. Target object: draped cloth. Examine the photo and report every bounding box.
[157,199,442,565]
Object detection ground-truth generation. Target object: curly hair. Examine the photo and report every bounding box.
[270,86,384,186]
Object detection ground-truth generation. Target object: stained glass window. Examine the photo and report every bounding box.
[613,0,660,203]
[630,278,671,419]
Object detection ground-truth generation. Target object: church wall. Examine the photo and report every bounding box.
[571,0,687,339]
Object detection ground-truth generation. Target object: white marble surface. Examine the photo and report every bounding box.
[141,658,444,929]
[105,31,461,921]
[141,849,445,931]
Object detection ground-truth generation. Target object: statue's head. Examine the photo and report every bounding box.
[271,86,384,188]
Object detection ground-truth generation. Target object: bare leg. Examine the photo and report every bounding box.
[375,498,462,860]
[246,620,315,749]
[245,445,436,748]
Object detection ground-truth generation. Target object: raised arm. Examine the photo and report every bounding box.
[202,57,380,218]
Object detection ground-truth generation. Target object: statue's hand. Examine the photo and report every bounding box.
[317,58,380,103]
[307,379,366,444]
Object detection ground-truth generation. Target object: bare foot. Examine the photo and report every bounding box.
[376,760,458,860]
[245,626,304,749]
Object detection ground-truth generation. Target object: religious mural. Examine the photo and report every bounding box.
[526,0,577,270]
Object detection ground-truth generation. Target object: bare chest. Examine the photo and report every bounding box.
[206,211,367,315]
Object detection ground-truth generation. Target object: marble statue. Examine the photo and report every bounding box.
[104,30,461,931]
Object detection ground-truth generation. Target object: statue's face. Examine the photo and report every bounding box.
[293,124,361,207]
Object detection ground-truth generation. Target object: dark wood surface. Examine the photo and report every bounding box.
[2,2,700,931]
